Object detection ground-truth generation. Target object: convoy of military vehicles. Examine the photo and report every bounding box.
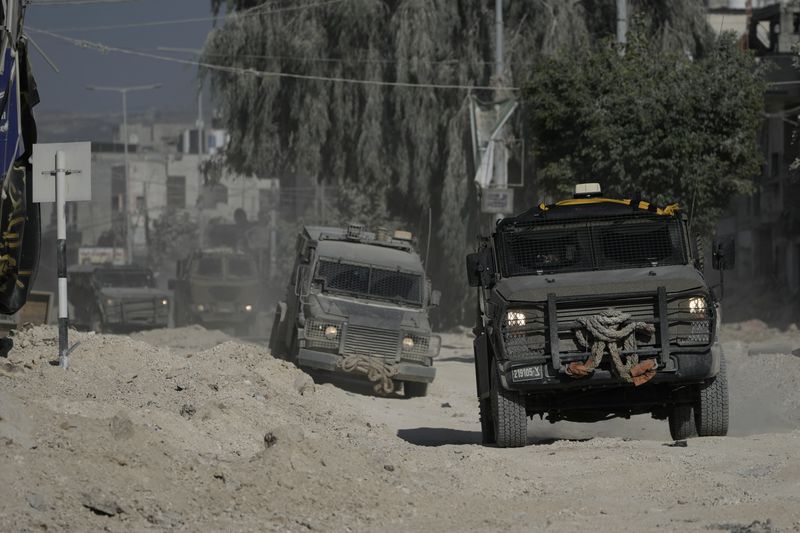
[54,181,734,447]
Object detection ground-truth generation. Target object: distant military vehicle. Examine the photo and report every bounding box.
[270,224,441,397]
[170,249,260,335]
[466,183,732,447]
[69,265,170,332]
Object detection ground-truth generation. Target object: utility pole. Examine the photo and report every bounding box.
[86,83,162,264]
[616,0,628,47]
[492,0,509,221]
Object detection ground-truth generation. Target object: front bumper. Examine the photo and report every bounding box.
[298,348,437,384]
[500,343,722,392]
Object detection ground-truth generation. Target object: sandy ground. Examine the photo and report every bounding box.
[1,321,800,532]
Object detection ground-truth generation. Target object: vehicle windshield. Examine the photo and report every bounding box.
[227,256,255,278]
[195,256,223,277]
[95,269,154,288]
[314,259,423,306]
[497,215,687,276]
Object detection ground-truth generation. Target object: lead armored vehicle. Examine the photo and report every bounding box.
[466,184,733,447]
[69,265,170,332]
[270,224,441,397]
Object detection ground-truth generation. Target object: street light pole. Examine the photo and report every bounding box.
[86,83,162,264]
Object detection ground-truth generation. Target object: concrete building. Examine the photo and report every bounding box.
[716,0,800,308]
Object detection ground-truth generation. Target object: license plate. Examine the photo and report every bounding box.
[511,365,543,382]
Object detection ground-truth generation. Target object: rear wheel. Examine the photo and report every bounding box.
[695,354,729,436]
[668,404,697,440]
[268,305,286,358]
[490,364,527,448]
[404,381,428,398]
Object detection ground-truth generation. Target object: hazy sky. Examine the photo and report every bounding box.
[27,0,215,116]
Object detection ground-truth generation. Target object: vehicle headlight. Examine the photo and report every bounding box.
[196,303,206,312]
[506,311,526,327]
[324,325,338,340]
[161,298,169,306]
[402,336,415,351]
[244,304,253,312]
[688,297,706,314]
[105,298,117,307]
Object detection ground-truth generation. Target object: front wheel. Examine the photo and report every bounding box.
[490,364,527,448]
[668,404,697,440]
[695,354,729,436]
[404,381,428,398]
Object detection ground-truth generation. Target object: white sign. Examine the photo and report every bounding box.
[32,142,92,203]
[481,188,514,214]
[78,247,127,266]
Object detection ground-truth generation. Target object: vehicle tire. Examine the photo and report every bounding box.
[268,305,286,359]
[404,381,428,398]
[490,363,527,448]
[479,397,495,445]
[668,404,697,440]
[287,328,299,364]
[695,353,729,436]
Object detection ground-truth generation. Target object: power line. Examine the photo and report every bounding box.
[29,0,142,5]
[28,28,519,92]
[157,47,498,67]
[33,0,347,31]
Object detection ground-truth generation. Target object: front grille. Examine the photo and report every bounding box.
[343,325,399,359]
[111,299,168,323]
[500,293,714,363]
[208,286,241,302]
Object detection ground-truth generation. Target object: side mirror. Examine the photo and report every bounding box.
[167,279,176,291]
[429,289,441,308]
[465,248,495,288]
[712,236,736,270]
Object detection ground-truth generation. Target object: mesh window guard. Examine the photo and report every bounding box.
[498,215,687,276]
[316,260,422,305]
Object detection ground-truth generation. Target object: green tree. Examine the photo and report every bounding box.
[204,0,718,325]
[524,29,765,234]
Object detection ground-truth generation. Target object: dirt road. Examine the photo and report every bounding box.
[1,323,799,531]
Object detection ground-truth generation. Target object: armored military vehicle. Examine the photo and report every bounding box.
[269,224,441,397]
[466,183,733,447]
[69,265,170,332]
[170,249,259,335]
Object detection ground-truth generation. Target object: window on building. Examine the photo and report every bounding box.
[793,12,800,34]
[167,176,187,209]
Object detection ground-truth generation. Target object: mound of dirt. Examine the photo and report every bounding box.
[130,325,233,354]
[0,327,412,531]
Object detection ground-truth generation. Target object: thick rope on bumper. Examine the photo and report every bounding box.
[337,354,399,394]
[567,310,657,386]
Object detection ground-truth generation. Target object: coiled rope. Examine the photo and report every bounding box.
[567,310,657,387]
[337,354,399,394]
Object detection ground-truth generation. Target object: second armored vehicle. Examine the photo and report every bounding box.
[270,224,441,397]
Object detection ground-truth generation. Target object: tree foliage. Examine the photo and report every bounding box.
[524,29,765,234]
[204,0,719,325]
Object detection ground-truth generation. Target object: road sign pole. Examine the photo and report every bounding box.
[55,150,69,369]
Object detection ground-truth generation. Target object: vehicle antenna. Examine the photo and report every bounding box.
[424,207,432,276]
